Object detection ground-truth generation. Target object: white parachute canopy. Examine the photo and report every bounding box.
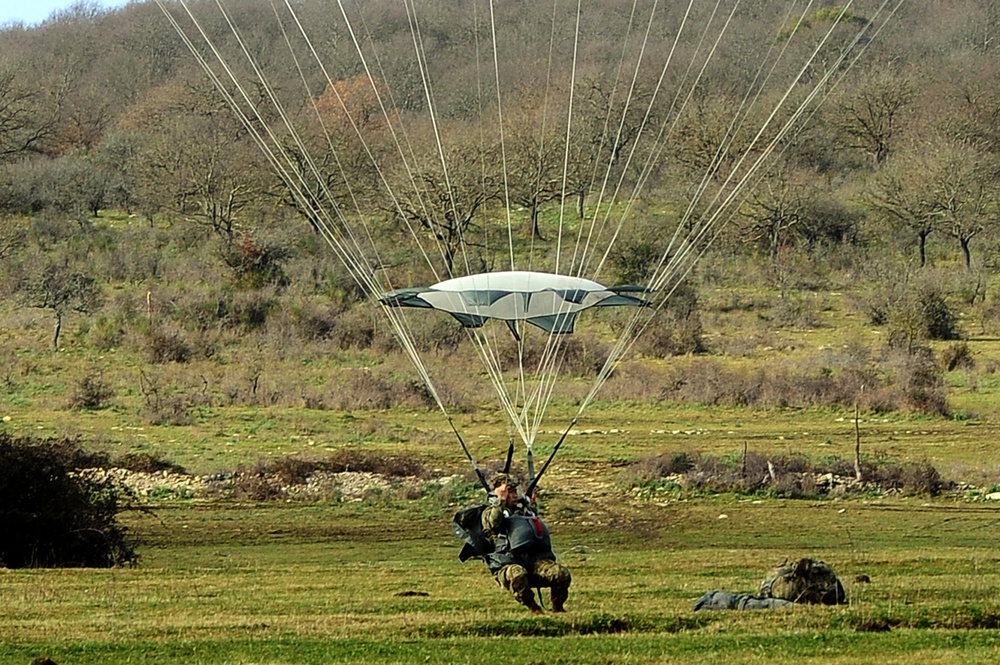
[381,271,649,337]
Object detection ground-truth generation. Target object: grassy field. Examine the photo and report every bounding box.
[5,257,1000,662]
[4,487,1000,664]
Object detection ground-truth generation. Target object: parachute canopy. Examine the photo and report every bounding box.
[380,271,649,335]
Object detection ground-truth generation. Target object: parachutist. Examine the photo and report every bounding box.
[453,473,570,614]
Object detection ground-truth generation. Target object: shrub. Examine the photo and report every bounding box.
[67,370,115,410]
[138,371,196,426]
[882,345,949,416]
[325,449,426,478]
[887,284,963,350]
[0,433,139,568]
[637,283,705,357]
[113,452,187,475]
[219,234,290,289]
[940,342,974,372]
[145,329,192,364]
[624,448,948,499]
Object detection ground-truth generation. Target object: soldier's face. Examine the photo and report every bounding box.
[503,484,519,505]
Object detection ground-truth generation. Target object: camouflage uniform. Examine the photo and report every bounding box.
[480,488,571,613]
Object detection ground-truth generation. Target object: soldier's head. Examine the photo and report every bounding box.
[490,473,519,505]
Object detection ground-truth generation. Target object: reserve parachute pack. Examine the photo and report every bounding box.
[759,558,847,605]
[452,504,555,572]
[453,505,493,562]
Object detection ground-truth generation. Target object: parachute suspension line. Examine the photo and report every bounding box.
[536,1,714,442]
[159,1,371,287]
[524,0,562,275]
[741,0,907,176]
[283,2,459,414]
[594,0,894,402]
[282,0,449,281]
[160,2,461,435]
[503,436,515,474]
[587,0,740,280]
[602,0,810,284]
[210,1,423,319]
[266,2,389,274]
[447,414,492,495]
[668,0,901,277]
[589,0,823,293]
[504,0,570,442]
[277,1,411,266]
[552,0,583,276]
[572,0,712,279]
[475,330,532,448]
[519,0,591,455]
[569,0,660,278]
[524,416,578,498]
[325,0,448,282]
[342,0,452,271]
[580,0,647,246]
[486,0,516,273]
[569,0,860,422]
[652,0,861,291]
[401,0,474,281]
[580,0,904,428]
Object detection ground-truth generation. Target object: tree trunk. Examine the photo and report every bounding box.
[961,237,972,270]
[527,202,544,240]
[52,311,62,351]
[918,230,929,268]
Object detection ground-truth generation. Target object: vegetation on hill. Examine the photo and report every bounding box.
[0,0,998,461]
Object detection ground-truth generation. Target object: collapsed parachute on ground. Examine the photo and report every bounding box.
[380,271,649,338]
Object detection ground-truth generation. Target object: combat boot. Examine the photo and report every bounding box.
[518,588,544,615]
[551,587,568,613]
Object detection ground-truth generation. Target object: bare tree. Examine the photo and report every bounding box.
[503,99,565,240]
[0,69,57,160]
[835,67,914,165]
[123,73,267,238]
[20,258,102,350]
[389,139,500,276]
[737,165,812,263]
[928,139,999,270]
[865,145,941,268]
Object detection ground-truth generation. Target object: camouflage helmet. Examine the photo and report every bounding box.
[490,472,518,490]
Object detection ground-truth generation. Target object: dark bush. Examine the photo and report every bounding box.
[325,449,426,478]
[887,284,963,350]
[113,452,187,475]
[219,234,290,289]
[0,433,138,568]
[940,342,974,372]
[145,329,192,364]
[882,345,949,416]
[231,466,286,501]
[637,282,705,357]
[867,458,946,497]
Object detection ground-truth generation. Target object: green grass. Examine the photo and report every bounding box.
[5,241,1000,662]
[4,493,1000,664]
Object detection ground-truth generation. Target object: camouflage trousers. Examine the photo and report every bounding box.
[494,559,571,612]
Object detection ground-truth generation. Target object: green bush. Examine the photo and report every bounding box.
[0,433,139,568]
